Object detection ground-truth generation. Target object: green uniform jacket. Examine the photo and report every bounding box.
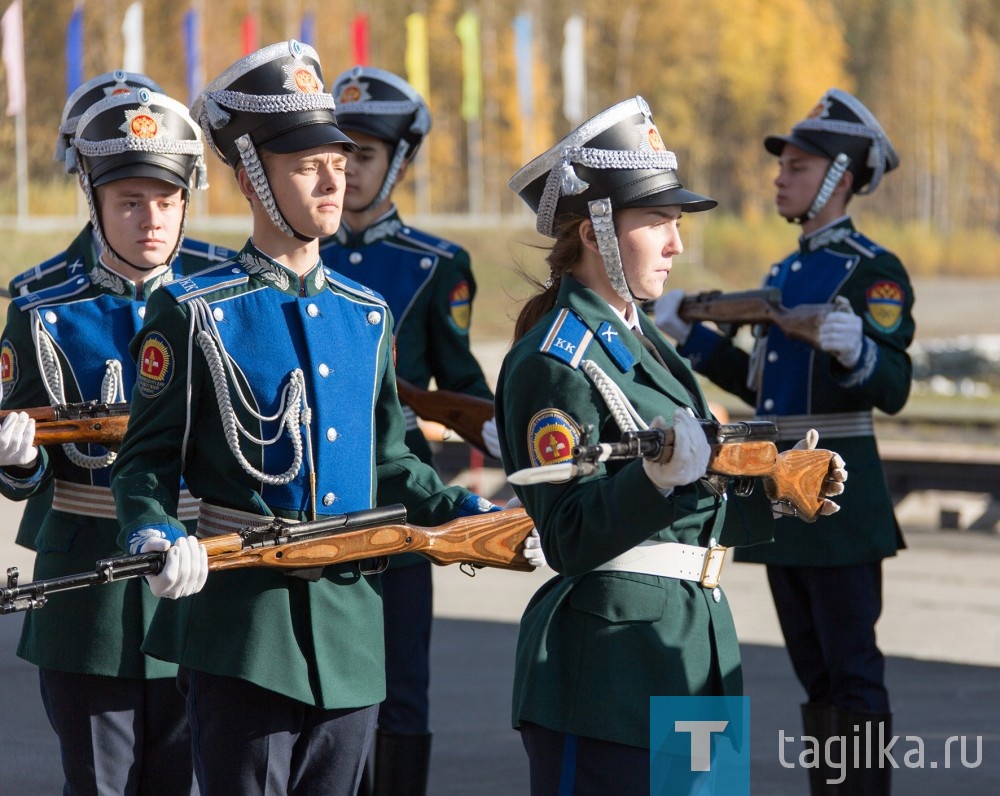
[495,276,764,750]
[0,226,233,678]
[110,242,491,709]
[679,217,914,566]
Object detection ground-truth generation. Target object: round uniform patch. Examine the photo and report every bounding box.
[137,332,173,398]
[1,340,18,394]
[528,409,582,469]
[865,281,905,332]
[449,281,472,332]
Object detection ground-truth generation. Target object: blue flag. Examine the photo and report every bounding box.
[299,12,315,48]
[183,8,201,105]
[65,5,84,98]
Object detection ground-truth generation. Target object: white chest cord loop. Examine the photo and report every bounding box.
[188,298,316,492]
[580,359,647,434]
[33,316,121,470]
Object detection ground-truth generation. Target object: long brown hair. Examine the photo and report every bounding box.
[513,213,587,342]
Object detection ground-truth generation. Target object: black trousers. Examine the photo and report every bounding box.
[766,562,889,713]
[178,666,377,796]
[39,668,195,796]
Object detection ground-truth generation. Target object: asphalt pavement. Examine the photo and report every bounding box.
[1,457,999,794]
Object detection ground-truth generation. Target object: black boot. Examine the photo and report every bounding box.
[372,730,433,796]
[829,709,892,795]
[801,702,836,795]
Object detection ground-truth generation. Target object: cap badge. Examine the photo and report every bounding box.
[121,105,163,139]
[337,78,370,105]
[806,95,833,120]
[283,61,323,94]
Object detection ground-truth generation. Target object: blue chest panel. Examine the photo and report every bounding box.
[758,247,857,414]
[38,293,142,400]
[205,287,387,514]
[322,242,434,329]
[36,293,144,486]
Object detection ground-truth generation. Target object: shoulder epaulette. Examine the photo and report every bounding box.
[9,252,88,295]
[164,262,249,303]
[179,237,240,264]
[12,274,91,310]
[538,309,594,369]
[845,231,885,260]
[323,268,388,306]
[394,225,462,260]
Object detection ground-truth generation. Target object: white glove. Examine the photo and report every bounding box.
[642,409,711,493]
[506,495,547,569]
[771,429,848,519]
[653,289,693,345]
[0,411,38,468]
[481,417,502,459]
[134,533,208,600]
[818,297,863,368]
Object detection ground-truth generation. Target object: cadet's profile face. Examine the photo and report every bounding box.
[96,178,185,270]
[262,144,348,238]
[616,206,684,302]
[342,131,393,213]
[774,144,830,220]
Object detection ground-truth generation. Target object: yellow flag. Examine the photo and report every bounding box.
[405,12,429,100]
[455,10,482,122]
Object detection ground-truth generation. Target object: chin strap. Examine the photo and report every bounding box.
[588,198,635,304]
[793,153,851,224]
[237,134,314,243]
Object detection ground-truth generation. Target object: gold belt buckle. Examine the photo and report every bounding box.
[700,545,727,589]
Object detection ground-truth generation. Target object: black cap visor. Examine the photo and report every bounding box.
[90,160,191,191]
[261,122,359,155]
[764,133,831,159]
[626,185,717,213]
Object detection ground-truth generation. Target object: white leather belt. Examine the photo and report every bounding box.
[757,411,873,442]
[195,502,290,538]
[594,541,727,589]
[52,480,200,522]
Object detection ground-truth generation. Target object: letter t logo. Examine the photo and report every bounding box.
[674,720,729,771]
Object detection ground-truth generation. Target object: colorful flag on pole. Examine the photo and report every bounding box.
[299,12,315,48]
[352,13,368,66]
[512,13,534,121]
[455,10,482,123]
[404,12,429,100]
[561,14,586,126]
[1,0,25,116]
[66,4,84,98]
[121,1,144,74]
[242,14,257,57]
[183,8,201,105]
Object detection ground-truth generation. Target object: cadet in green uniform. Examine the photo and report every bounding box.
[0,85,220,794]
[109,41,518,796]
[3,71,165,554]
[656,88,909,794]
[320,66,501,796]
[496,96,846,795]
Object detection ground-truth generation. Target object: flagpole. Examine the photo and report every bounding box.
[14,104,27,220]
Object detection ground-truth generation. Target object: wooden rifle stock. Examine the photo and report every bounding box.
[395,377,495,455]
[0,401,131,447]
[203,507,535,573]
[1,506,536,614]
[560,421,837,522]
[678,288,835,347]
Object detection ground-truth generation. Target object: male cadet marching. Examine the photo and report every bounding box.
[3,71,164,557]
[656,88,911,794]
[0,82,231,793]
[108,41,525,796]
[320,65,503,796]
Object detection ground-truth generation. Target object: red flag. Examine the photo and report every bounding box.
[352,13,368,66]
[242,14,258,57]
